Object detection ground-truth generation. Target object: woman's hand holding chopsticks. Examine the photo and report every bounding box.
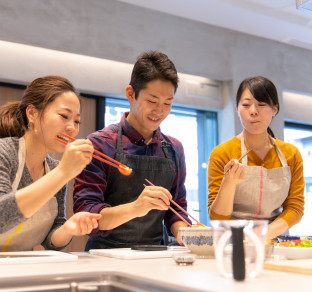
[58,139,94,180]
[223,159,245,184]
[223,148,251,182]
[210,151,251,217]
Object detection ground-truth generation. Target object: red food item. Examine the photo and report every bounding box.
[291,239,302,246]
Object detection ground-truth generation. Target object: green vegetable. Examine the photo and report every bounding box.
[297,240,312,248]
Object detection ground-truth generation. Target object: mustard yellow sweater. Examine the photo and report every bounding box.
[208,137,305,228]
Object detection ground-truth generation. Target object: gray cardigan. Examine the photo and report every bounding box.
[0,137,67,250]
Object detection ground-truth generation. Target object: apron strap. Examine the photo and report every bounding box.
[117,123,124,155]
[160,135,180,201]
[240,133,288,167]
[12,137,26,191]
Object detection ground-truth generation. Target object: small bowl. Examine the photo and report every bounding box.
[173,253,197,266]
[179,226,214,258]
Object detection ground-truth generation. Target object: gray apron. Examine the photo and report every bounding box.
[0,137,58,251]
[232,133,291,221]
[85,123,177,249]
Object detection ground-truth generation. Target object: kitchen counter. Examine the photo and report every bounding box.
[0,252,311,292]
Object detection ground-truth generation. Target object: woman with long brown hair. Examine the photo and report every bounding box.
[0,75,101,251]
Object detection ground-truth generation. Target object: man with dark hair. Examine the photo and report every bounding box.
[73,51,191,250]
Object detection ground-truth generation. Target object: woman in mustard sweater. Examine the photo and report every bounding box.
[208,76,305,239]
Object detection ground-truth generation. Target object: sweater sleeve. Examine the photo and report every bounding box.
[0,138,26,234]
[41,157,69,250]
[277,146,305,228]
[207,141,236,219]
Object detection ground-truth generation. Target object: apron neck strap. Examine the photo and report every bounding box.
[160,135,180,200]
[12,137,26,192]
[240,132,288,167]
[117,123,124,155]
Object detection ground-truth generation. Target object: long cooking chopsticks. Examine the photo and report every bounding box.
[144,179,204,227]
[55,132,132,176]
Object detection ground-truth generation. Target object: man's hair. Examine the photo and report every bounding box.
[129,51,179,99]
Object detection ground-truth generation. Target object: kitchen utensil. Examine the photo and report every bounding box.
[143,183,192,227]
[263,259,312,275]
[211,220,268,280]
[55,132,132,176]
[144,179,205,227]
[224,148,252,175]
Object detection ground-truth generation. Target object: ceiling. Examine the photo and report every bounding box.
[118,0,312,51]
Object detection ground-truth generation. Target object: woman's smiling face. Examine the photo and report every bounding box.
[237,88,278,135]
[32,91,81,152]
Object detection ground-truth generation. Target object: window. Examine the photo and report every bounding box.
[105,98,217,225]
[284,122,312,235]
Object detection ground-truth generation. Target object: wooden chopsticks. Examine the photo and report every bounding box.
[55,132,132,176]
[144,179,202,227]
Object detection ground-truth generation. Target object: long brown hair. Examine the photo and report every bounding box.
[0,75,77,138]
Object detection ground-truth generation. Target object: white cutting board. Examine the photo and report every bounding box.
[89,247,190,260]
[0,250,78,264]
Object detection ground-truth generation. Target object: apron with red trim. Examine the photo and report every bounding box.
[231,133,291,221]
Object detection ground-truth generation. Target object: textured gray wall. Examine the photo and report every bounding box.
[0,0,312,140]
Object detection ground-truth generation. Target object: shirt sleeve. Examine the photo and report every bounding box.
[277,146,305,228]
[164,139,192,235]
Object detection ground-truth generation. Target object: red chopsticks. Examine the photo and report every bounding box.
[55,132,132,176]
[144,179,206,227]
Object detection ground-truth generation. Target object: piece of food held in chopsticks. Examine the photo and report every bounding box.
[55,132,132,176]
[144,179,206,228]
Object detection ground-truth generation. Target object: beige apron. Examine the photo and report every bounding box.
[0,137,58,251]
[232,133,291,221]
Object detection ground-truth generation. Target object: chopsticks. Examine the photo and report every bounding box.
[144,179,202,227]
[143,183,192,227]
[55,132,132,176]
[224,148,252,175]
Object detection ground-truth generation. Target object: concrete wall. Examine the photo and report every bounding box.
[1,0,312,141]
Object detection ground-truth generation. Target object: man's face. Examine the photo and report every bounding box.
[126,79,175,140]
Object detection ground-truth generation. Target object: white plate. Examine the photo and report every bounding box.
[274,246,312,260]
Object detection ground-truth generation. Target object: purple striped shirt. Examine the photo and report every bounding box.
[73,112,191,237]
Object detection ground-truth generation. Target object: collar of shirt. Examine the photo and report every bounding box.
[121,112,161,145]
